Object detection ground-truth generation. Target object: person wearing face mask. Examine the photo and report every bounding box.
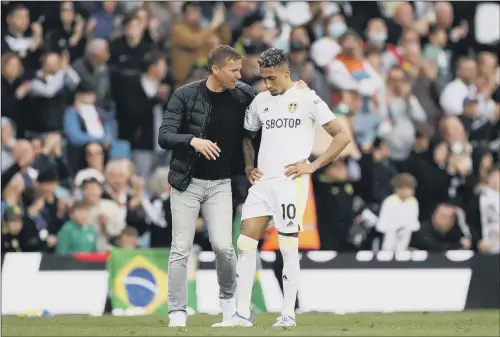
[309,13,345,69]
[364,19,388,48]
[363,18,400,76]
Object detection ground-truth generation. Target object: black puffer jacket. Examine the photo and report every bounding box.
[158,79,255,191]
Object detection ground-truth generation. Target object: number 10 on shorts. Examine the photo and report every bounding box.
[281,203,296,220]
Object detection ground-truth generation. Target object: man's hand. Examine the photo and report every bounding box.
[295,80,309,89]
[157,84,170,101]
[478,239,491,254]
[450,21,468,42]
[42,132,62,156]
[130,176,145,198]
[86,18,97,37]
[460,237,472,250]
[245,166,264,184]
[60,50,70,69]
[15,82,31,99]
[210,3,225,29]
[190,137,220,160]
[129,197,142,210]
[113,16,123,28]
[31,22,43,38]
[69,14,84,46]
[57,198,67,219]
[284,160,315,179]
[97,213,108,227]
[454,155,472,177]
[46,235,57,248]
[195,217,205,232]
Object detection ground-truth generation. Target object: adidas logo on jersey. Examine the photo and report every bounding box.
[286,221,294,227]
[263,107,269,113]
[282,275,288,281]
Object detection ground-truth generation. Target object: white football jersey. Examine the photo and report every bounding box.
[244,86,335,179]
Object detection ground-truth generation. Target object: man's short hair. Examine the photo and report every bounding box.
[120,226,139,238]
[70,201,88,213]
[477,51,498,66]
[338,29,361,45]
[7,4,27,16]
[37,169,60,184]
[457,56,476,67]
[391,173,417,190]
[242,11,263,29]
[142,51,165,72]
[85,39,108,57]
[122,12,139,27]
[258,48,288,68]
[22,186,44,207]
[182,1,200,14]
[206,45,242,72]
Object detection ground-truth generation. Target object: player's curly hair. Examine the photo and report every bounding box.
[258,48,289,68]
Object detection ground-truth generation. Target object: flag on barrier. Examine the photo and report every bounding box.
[108,248,198,315]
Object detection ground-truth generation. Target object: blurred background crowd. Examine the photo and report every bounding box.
[1,1,499,256]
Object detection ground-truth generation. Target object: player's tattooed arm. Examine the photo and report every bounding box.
[311,119,351,170]
[243,132,264,184]
[243,133,256,172]
[323,119,345,138]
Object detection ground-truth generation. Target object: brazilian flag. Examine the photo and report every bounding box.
[108,248,199,315]
[108,248,170,314]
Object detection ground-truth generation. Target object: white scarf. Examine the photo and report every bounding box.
[140,76,163,153]
[77,104,105,139]
[479,187,500,254]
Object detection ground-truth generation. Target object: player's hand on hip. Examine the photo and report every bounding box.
[190,137,220,160]
[285,160,314,179]
[245,167,264,184]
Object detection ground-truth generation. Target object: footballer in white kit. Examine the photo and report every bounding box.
[241,84,334,234]
[212,48,350,328]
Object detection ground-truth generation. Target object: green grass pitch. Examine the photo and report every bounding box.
[2,311,499,336]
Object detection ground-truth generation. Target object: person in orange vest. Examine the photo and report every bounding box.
[212,48,350,328]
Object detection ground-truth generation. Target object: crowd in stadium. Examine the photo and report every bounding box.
[1,1,499,255]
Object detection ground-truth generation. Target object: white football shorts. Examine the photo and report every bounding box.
[241,175,309,234]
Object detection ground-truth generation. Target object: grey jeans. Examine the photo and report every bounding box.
[168,178,237,313]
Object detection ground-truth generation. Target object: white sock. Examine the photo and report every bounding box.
[236,235,258,318]
[279,234,299,318]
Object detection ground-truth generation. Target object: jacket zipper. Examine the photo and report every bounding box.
[184,92,212,187]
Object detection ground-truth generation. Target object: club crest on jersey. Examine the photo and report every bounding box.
[288,102,298,113]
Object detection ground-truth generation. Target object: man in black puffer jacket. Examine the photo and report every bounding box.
[158,45,254,327]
